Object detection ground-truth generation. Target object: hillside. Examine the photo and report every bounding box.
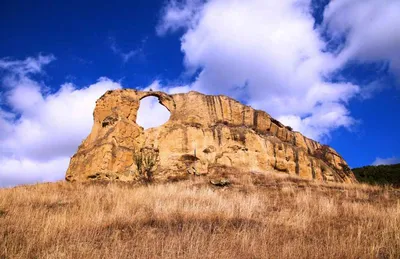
[353,163,400,187]
[1,170,399,259]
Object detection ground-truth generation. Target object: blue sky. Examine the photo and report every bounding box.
[1,0,399,187]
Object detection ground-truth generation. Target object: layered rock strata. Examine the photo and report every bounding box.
[66,90,357,183]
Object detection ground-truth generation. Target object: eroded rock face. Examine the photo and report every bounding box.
[65,90,357,183]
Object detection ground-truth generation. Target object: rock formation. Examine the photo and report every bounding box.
[65,89,357,183]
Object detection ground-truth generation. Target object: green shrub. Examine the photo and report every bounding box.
[133,148,159,183]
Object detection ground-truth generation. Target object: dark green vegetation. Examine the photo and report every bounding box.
[353,163,400,187]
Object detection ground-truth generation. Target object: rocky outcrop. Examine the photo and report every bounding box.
[65,90,357,183]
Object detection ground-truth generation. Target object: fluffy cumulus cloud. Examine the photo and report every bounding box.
[373,157,400,166]
[136,96,171,129]
[323,0,400,80]
[0,55,121,187]
[157,0,400,140]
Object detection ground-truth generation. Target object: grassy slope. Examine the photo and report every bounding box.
[0,170,399,259]
[353,163,400,187]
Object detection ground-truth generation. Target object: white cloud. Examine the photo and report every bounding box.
[0,157,70,188]
[279,101,357,141]
[136,96,171,129]
[157,0,204,35]
[0,54,55,75]
[372,157,400,166]
[0,55,121,187]
[157,0,400,141]
[323,0,400,82]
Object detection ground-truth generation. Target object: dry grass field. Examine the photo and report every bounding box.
[0,170,399,259]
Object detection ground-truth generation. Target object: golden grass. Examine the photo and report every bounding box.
[0,171,399,259]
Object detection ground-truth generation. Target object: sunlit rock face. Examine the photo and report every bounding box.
[65,89,357,183]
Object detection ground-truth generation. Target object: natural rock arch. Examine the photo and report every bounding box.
[66,89,357,184]
[137,91,176,113]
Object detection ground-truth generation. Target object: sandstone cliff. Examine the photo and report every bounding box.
[65,90,357,183]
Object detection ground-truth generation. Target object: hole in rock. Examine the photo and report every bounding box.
[136,96,170,129]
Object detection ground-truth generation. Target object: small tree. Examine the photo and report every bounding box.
[133,148,159,183]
